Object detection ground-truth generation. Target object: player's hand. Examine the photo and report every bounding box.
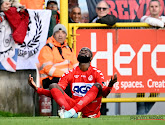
[28,74,38,91]
[108,73,117,87]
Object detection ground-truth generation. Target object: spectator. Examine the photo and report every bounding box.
[141,0,165,27]
[0,1,11,12]
[0,1,28,44]
[47,0,59,11]
[137,0,161,115]
[90,0,116,26]
[0,1,10,23]
[69,6,81,23]
[2,0,25,11]
[38,24,78,88]
[46,0,60,37]
[38,24,78,115]
[81,12,89,23]
[28,47,117,118]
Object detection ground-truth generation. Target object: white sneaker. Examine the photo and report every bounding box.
[58,108,66,118]
[58,108,77,118]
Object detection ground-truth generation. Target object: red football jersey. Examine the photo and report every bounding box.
[58,65,106,100]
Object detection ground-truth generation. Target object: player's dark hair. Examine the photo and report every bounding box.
[83,47,93,58]
[77,47,93,63]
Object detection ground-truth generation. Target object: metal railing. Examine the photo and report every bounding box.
[68,22,151,53]
[68,22,165,103]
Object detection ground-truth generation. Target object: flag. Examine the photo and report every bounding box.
[0,18,18,72]
[0,49,18,72]
[16,9,51,70]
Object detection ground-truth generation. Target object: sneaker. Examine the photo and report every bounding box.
[71,112,82,118]
[63,110,74,118]
[58,108,66,118]
[58,109,77,118]
[72,112,78,118]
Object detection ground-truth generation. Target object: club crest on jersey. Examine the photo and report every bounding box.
[88,75,93,81]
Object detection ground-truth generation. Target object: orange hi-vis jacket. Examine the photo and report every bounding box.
[20,0,44,9]
[38,36,78,83]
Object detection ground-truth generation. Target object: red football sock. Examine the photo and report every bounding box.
[50,88,71,110]
[73,85,99,112]
[37,88,52,97]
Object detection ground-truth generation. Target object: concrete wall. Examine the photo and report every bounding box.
[0,70,36,116]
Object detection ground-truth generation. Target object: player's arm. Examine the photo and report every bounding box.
[102,73,117,97]
[28,74,52,97]
[28,74,38,91]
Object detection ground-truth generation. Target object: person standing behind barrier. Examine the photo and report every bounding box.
[137,0,161,115]
[69,6,81,23]
[38,24,78,88]
[46,0,60,37]
[38,24,78,115]
[90,0,116,26]
[141,0,165,27]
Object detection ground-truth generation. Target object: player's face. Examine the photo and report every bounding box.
[79,48,91,58]
[77,48,92,63]
[149,1,161,17]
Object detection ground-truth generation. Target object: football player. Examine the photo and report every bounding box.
[28,47,117,118]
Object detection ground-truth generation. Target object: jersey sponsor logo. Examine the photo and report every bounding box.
[72,83,94,97]
[88,75,93,81]
[74,75,79,78]
[81,75,86,78]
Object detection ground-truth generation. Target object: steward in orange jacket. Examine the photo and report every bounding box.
[38,24,78,88]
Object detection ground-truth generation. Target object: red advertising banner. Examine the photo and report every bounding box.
[76,29,165,93]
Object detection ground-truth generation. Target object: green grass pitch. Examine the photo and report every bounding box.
[0,115,165,125]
